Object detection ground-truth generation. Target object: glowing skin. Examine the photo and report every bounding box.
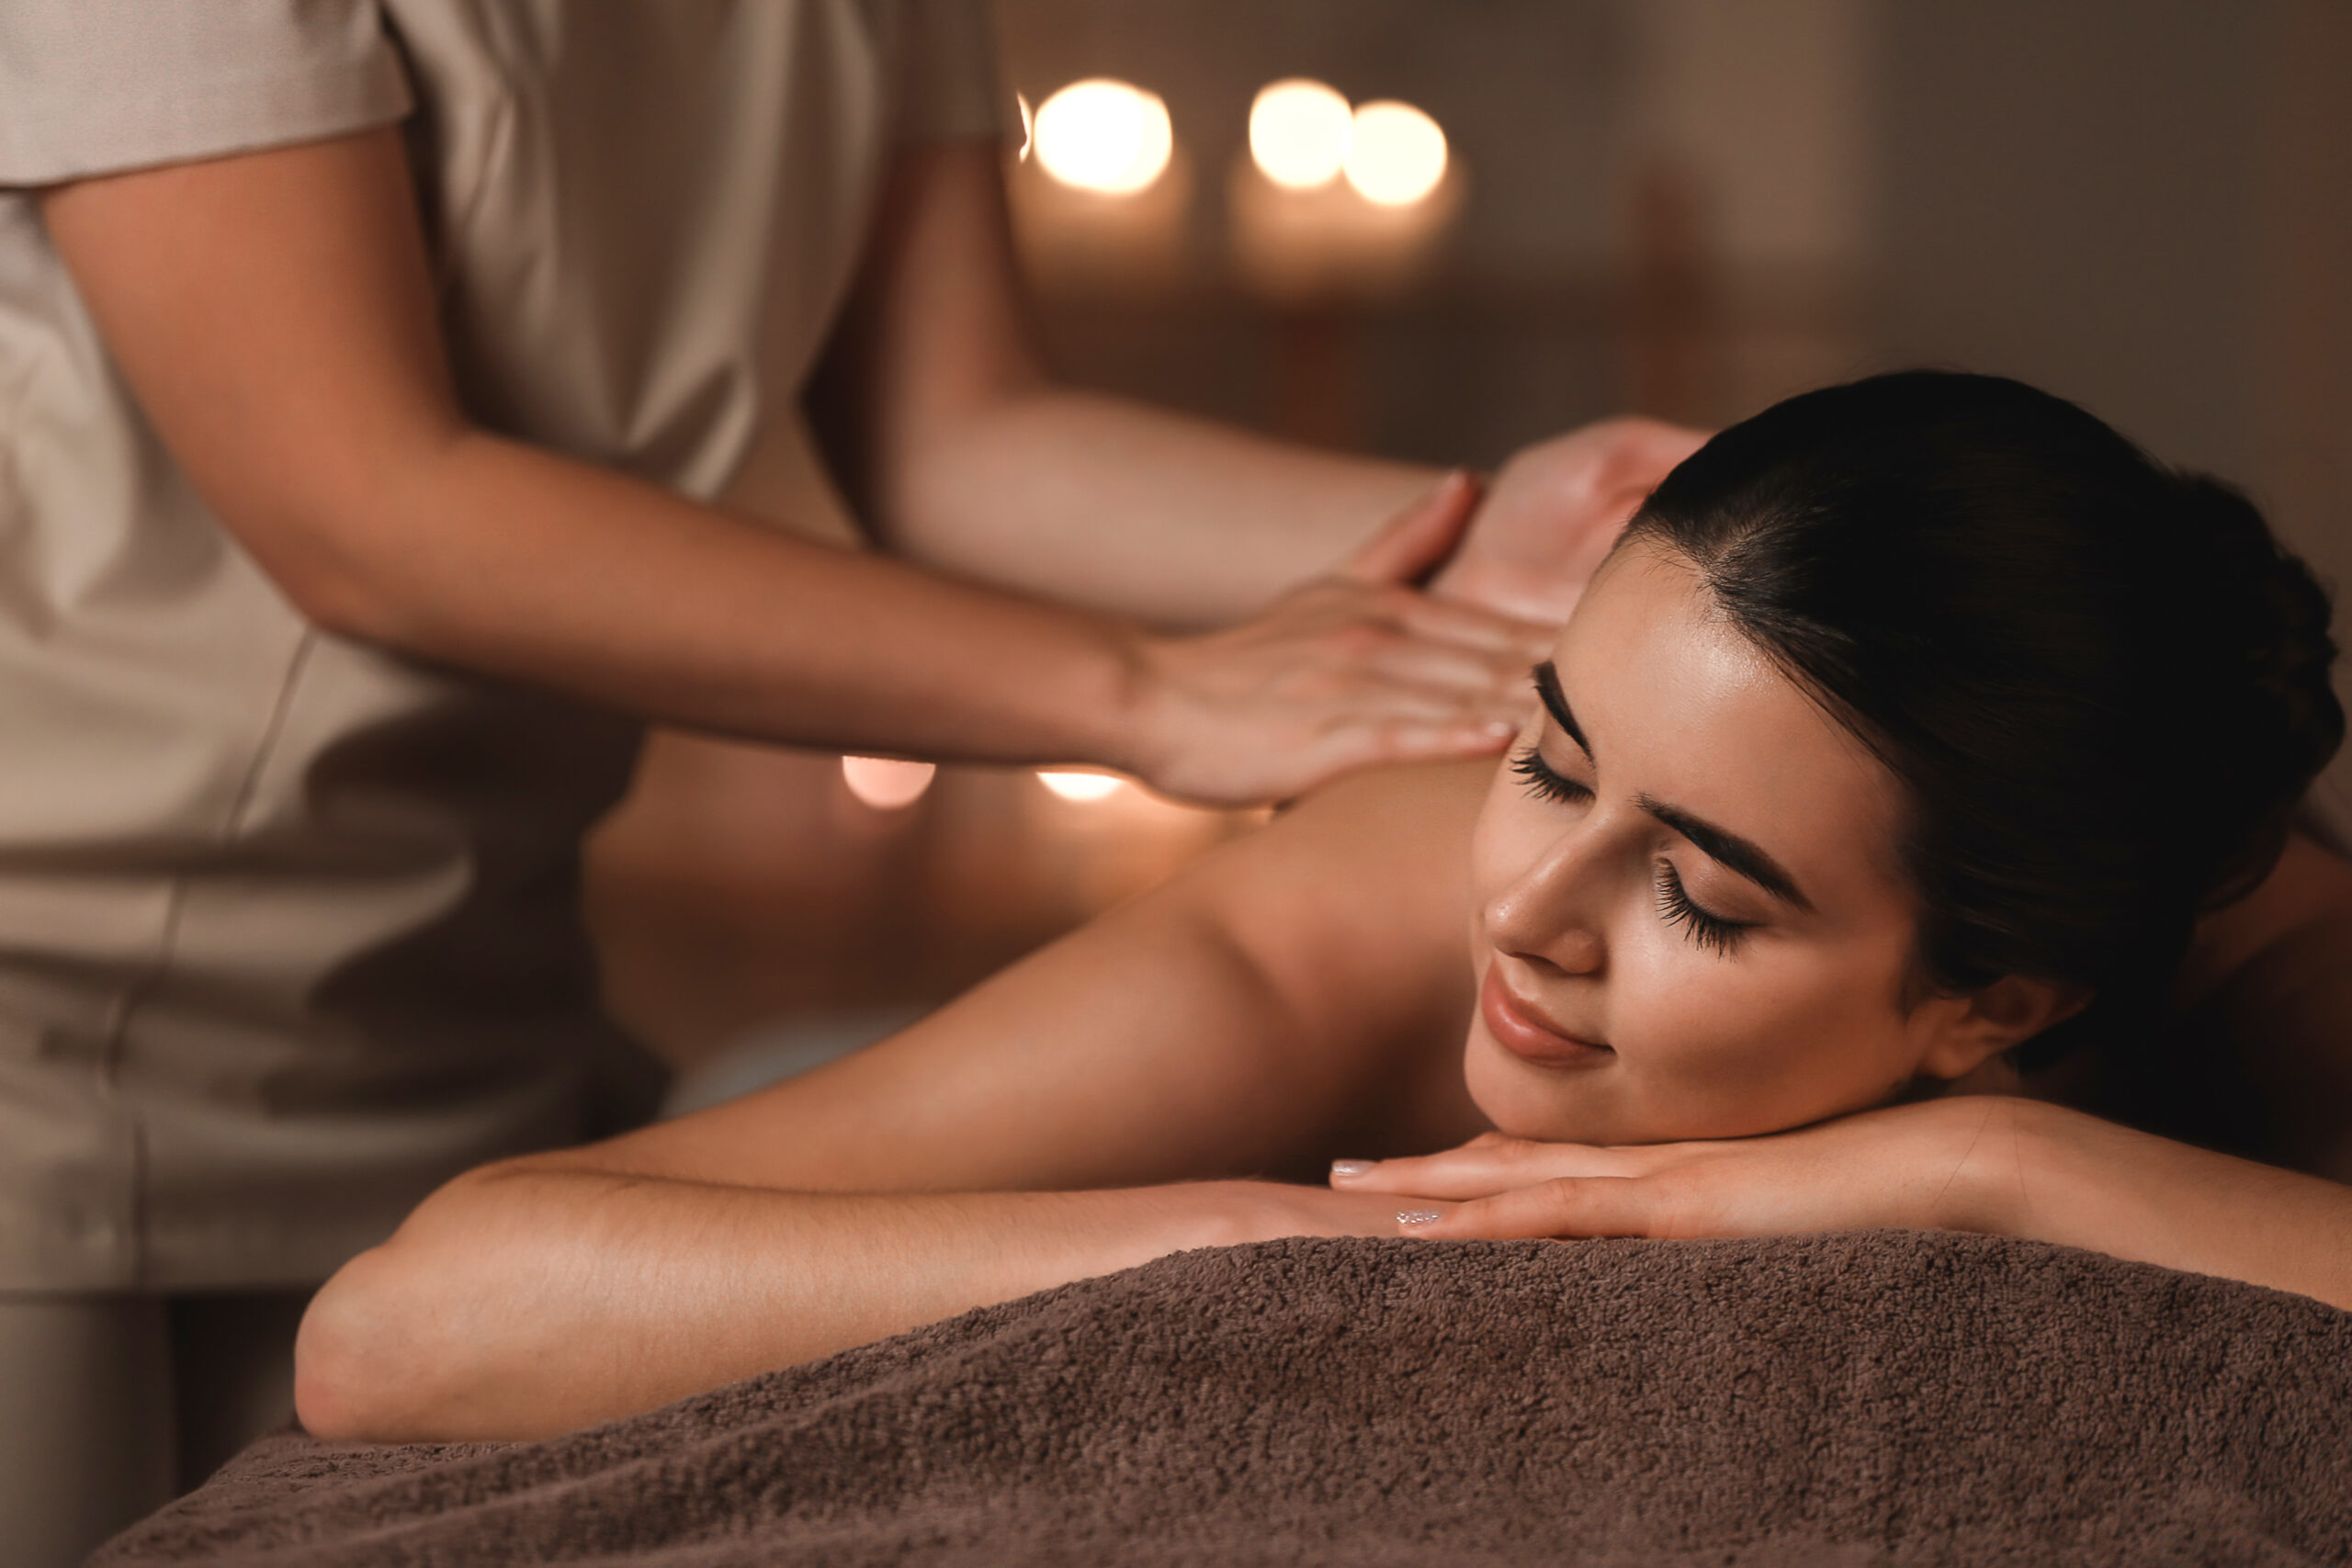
[292,536,2352,1444]
[1463,543,1965,1145]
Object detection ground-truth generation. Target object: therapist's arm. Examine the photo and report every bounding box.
[817,141,1713,631]
[808,141,1439,626]
[40,128,1544,803]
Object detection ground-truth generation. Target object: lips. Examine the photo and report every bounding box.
[1478,964,1614,1067]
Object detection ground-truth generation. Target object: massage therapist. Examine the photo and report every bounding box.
[0,2,1698,1559]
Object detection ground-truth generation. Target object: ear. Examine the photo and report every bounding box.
[1909,975,2094,1082]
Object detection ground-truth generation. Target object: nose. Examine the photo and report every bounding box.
[1484,817,1611,976]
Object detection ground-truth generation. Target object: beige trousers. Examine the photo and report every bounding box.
[0,1290,307,1568]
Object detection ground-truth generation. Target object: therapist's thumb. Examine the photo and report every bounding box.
[1343,469,1483,586]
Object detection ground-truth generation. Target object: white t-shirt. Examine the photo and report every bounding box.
[0,0,1001,1291]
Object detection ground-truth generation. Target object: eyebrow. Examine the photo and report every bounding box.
[1530,662,1815,913]
[1532,661,1589,756]
[1639,795,1815,912]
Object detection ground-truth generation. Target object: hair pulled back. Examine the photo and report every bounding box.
[1623,371,2342,1065]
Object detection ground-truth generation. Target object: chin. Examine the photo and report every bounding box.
[1461,1031,1616,1144]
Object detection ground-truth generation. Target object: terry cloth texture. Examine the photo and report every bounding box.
[96,1231,2352,1567]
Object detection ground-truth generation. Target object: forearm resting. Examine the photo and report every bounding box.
[2002,1101,2352,1311]
[295,1165,1251,1444]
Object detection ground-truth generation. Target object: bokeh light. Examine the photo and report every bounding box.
[841,755,936,809]
[1033,79,1173,196]
[1016,92,1034,162]
[1037,770,1125,802]
[1344,100,1448,207]
[1249,79,1352,189]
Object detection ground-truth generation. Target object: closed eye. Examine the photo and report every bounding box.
[1514,745,1757,956]
[1655,859,1756,956]
[1510,745,1592,806]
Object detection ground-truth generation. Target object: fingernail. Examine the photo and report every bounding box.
[1396,1209,1444,1226]
[1330,1159,1374,1179]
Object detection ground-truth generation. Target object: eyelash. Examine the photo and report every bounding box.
[1510,745,1755,958]
[1509,744,1590,806]
[1654,860,1751,957]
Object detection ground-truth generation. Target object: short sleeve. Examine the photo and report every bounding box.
[0,0,413,186]
[891,0,1007,143]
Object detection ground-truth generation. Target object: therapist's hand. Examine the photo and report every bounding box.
[1123,472,1553,807]
[1434,418,1709,626]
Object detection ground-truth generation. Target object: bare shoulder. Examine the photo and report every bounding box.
[557,758,1498,1194]
[1212,755,1497,897]
[1188,756,1496,966]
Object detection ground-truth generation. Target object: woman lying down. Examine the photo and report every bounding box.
[298,372,2352,1444]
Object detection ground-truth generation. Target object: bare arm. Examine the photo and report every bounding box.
[807,142,1439,628]
[1347,836,2352,1311]
[814,143,1710,634]
[40,130,1543,801]
[295,761,1495,1443]
[812,141,1717,639]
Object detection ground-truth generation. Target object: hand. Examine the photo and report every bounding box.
[1432,418,1709,626]
[1196,1179,1428,1247]
[1329,1098,2036,1241]
[1122,473,1554,807]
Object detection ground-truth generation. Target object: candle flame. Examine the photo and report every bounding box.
[1037,771,1125,802]
[1344,100,1448,207]
[1250,79,1352,189]
[841,756,936,809]
[1033,79,1173,196]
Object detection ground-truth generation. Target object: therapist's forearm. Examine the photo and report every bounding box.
[302,426,1140,763]
[808,140,1441,626]
[875,387,1441,626]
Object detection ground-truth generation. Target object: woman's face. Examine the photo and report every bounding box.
[1464,542,1941,1145]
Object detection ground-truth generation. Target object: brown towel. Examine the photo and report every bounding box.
[95,1231,2352,1566]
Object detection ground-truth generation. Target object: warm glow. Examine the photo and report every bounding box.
[1032,79,1172,196]
[841,755,936,809]
[1016,92,1034,162]
[1344,100,1447,207]
[1249,79,1352,189]
[1037,770,1125,802]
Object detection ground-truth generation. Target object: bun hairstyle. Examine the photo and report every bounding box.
[1623,371,2342,1066]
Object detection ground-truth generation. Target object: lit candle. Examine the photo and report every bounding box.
[1250,79,1352,190]
[1008,77,1192,296]
[1037,770,1125,802]
[1227,87,1460,306]
[1344,101,1448,207]
[840,756,936,810]
[1033,79,1174,195]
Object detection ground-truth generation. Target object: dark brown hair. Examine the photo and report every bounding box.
[1625,371,2342,1065]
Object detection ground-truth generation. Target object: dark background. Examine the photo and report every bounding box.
[995,0,2346,512]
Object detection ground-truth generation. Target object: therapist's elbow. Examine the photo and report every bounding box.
[240,518,435,650]
[208,437,472,653]
[283,570,416,650]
